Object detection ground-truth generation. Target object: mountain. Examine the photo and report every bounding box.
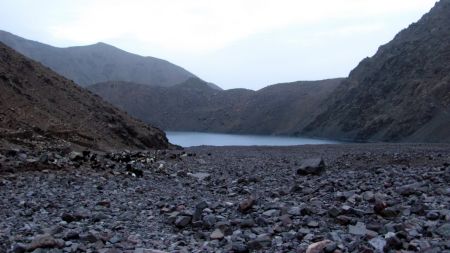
[0,42,169,150]
[0,30,213,89]
[87,78,342,135]
[303,0,450,143]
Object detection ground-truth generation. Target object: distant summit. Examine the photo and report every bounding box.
[0,30,219,89]
[303,0,450,142]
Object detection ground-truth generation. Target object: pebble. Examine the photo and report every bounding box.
[27,234,65,250]
[262,209,279,217]
[306,240,332,253]
[426,211,440,220]
[436,223,450,238]
[231,242,249,253]
[369,237,386,253]
[349,222,367,236]
[188,172,211,181]
[247,234,272,251]
[174,216,191,228]
[238,196,255,213]
[307,220,319,228]
[287,206,302,216]
[210,229,224,240]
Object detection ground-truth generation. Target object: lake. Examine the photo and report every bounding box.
[166,131,339,147]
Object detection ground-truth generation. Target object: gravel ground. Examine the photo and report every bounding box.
[1,143,450,253]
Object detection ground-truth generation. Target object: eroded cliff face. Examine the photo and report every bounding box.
[0,42,169,150]
[303,0,450,143]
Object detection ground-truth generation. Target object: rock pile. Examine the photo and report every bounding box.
[1,144,450,252]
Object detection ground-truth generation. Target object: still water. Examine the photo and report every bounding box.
[166,131,339,147]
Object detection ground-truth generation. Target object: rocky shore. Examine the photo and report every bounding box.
[1,144,450,253]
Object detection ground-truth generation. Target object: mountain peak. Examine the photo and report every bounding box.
[0,31,197,87]
[90,41,113,48]
[92,41,106,45]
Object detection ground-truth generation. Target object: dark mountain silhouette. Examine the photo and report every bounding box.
[0,42,169,150]
[0,30,222,89]
[88,78,342,135]
[303,0,450,143]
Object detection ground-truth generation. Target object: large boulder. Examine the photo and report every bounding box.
[296,158,326,175]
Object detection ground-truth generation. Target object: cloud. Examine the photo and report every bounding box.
[49,0,437,52]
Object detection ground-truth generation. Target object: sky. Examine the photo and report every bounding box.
[0,0,439,90]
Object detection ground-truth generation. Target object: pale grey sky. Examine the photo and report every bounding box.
[0,0,439,90]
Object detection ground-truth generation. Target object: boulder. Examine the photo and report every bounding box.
[297,158,326,175]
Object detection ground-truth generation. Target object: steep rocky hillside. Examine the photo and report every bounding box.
[0,30,206,88]
[0,42,169,150]
[304,0,450,143]
[236,79,343,135]
[88,78,342,134]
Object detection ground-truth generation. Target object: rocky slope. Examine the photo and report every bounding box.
[88,78,342,135]
[0,42,169,150]
[303,0,450,143]
[1,144,450,252]
[0,30,209,89]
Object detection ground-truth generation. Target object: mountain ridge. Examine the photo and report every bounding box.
[0,30,221,89]
[88,78,343,135]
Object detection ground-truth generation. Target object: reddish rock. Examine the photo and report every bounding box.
[238,196,256,213]
[306,240,333,253]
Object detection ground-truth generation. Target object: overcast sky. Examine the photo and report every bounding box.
[0,0,439,90]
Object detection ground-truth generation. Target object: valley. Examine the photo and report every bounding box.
[0,0,449,252]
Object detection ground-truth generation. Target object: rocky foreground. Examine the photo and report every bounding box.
[1,144,450,253]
